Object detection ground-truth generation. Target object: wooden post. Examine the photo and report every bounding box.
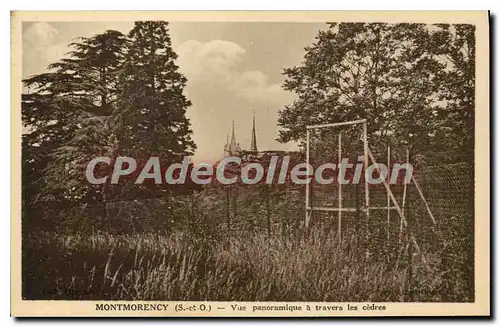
[305,129,310,228]
[338,132,342,242]
[387,145,391,240]
[363,122,370,222]
[367,148,432,272]
[232,185,238,229]
[363,122,370,255]
[226,187,231,234]
[355,182,361,249]
[399,147,409,245]
[406,172,413,301]
[265,184,271,236]
[411,175,437,226]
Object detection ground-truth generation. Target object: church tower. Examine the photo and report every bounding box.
[224,121,241,157]
[250,112,258,152]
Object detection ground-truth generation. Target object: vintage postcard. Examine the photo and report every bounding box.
[11,11,490,317]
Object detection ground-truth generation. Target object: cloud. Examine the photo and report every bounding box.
[177,40,245,80]
[24,22,59,47]
[23,23,70,77]
[175,39,297,162]
[234,71,288,102]
[176,39,292,105]
[40,44,70,64]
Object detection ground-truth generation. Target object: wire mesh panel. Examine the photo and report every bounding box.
[305,119,425,248]
[306,120,369,239]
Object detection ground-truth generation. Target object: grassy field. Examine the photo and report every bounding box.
[22,229,454,302]
[22,178,474,302]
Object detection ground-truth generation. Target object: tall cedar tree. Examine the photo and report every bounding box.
[112,21,196,198]
[22,30,127,223]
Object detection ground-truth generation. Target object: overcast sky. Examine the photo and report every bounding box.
[22,21,327,162]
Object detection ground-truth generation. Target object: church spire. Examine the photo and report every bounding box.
[223,120,242,157]
[250,111,258,152]
[230,120,237,151]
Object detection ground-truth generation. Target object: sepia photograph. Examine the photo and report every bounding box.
[10,11,490,317]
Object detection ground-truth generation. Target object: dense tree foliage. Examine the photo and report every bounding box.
[21,23,195,231]
[109,22,197,199]
[113,22,195,159]
[278,23,475,164]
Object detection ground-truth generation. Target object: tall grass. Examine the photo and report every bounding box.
[22,164,474,302]
[22,229,448,301]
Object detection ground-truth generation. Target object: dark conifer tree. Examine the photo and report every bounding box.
[113,21,195,159]
[22,30,127,227]
[111,21,196,197]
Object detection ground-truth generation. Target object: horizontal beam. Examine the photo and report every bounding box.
[307,207,357,212]
[306,119,366,130]
[307,206,397,212]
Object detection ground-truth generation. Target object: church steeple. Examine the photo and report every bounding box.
[224,120,241,157]
[250,111,258,152]
[230,120,237,151]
